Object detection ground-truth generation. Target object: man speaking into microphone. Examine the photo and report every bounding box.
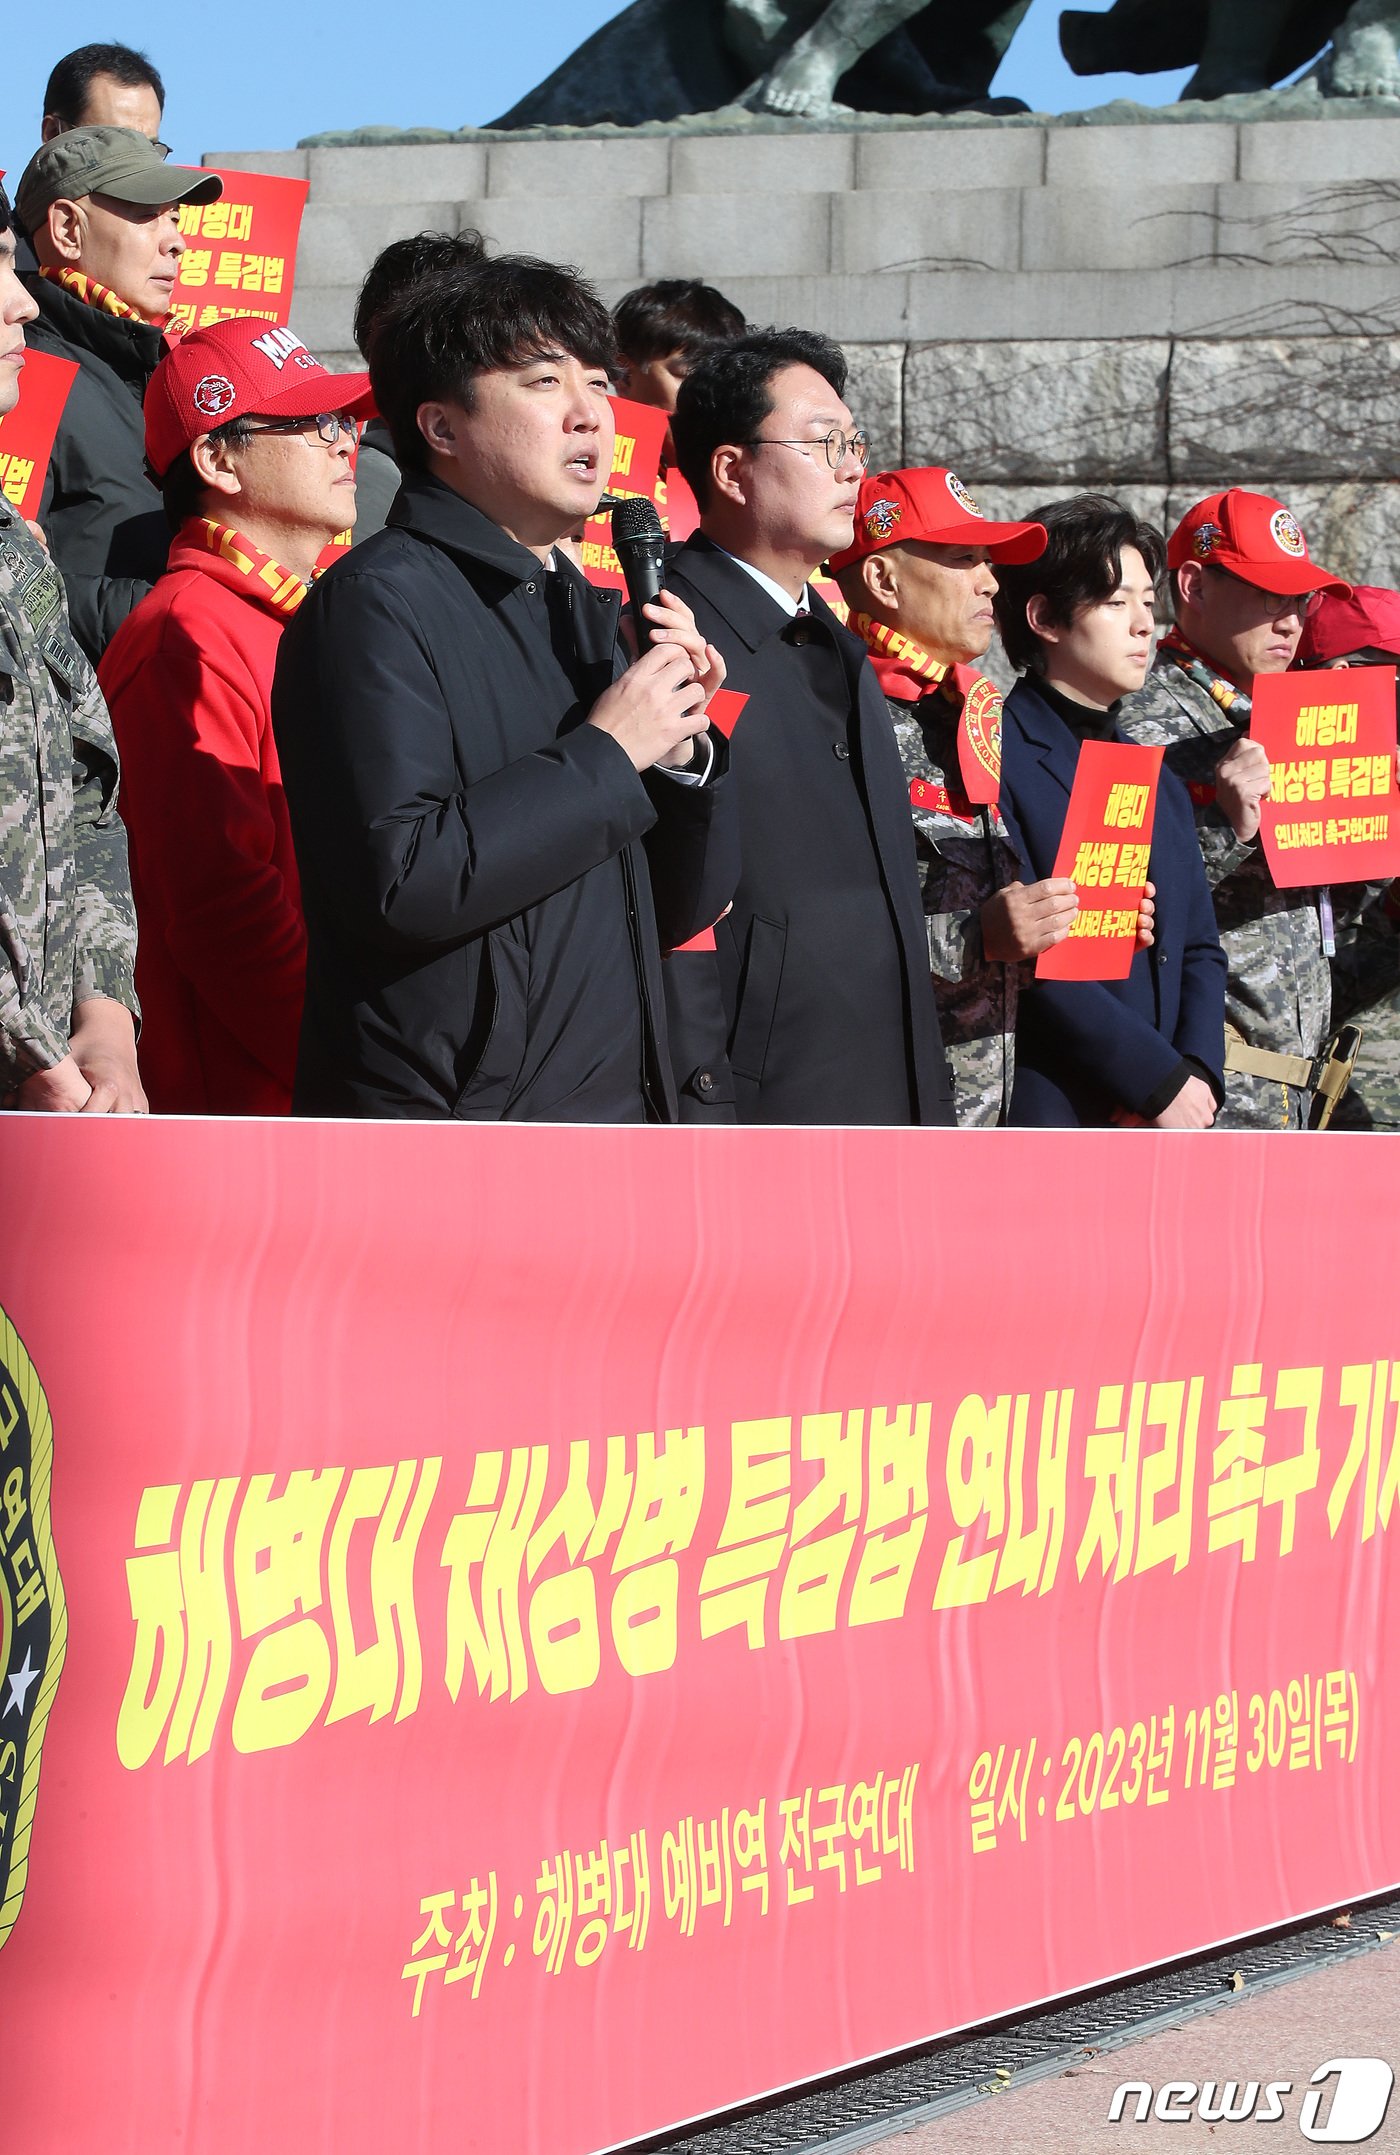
[272,254,736,1121]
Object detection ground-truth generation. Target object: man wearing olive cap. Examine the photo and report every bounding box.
[16,125,221,661]
[1121,488,1351,1129]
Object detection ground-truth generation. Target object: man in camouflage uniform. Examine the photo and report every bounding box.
[1297,584,1400,1132]
[830,466,1080,1125]
[0,189,143,1112]
[1121,489,1349,1130]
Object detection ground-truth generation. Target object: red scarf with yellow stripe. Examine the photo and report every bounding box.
[189,517,310,617]
[851,610,1001,806]
[40,264,179,335]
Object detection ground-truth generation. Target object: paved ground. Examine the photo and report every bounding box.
[852,1941,1400,2153]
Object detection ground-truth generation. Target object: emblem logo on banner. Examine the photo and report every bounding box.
[0,1306,66,1949]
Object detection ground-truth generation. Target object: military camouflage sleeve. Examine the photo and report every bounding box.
[926,904,982,985]
[68,671,139,1020]
[1195,806,1256,890]
[0,909,71,1081]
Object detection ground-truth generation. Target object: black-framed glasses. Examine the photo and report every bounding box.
[1204,562,1325,619]
[745,427,870,470]
[242,412,362,447]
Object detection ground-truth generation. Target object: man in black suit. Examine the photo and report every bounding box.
[666,329,954,1126]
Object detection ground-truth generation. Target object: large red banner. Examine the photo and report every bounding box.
[0,1122,1397,2153]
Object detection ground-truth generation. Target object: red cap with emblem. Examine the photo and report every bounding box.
[1296,584,1400,665]
[1167,489,1350,600]
[144,314,376,479]
[829,467,1046,574]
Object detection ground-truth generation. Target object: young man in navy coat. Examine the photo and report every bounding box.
[991,495,1227,1129]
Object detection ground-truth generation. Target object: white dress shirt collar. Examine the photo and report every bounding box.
[715,545,811,618]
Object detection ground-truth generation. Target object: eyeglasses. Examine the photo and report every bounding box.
[1204,562,1325,619]
[744,427,870,470]
[242,412,362,447]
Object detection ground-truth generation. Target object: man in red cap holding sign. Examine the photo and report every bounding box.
[1297,585,1400,1131]
[1122,487,1351,1129]
[98,318,374,1114]
[830,466,1087,1125]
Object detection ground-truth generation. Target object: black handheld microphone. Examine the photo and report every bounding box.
[610,495,668,653]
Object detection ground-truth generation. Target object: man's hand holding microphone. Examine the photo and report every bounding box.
[587,497,725,773]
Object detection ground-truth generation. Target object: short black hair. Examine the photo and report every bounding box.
[992,493,1166,674]
[367,253,616,473]
[352,228,487,361]
[44,43,165,129]
[158,417,253,534]
[0,187,11,238]
[613,279,746,369]
[670,327,848,510]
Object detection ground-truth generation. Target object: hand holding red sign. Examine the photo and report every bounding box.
[1250,668,1400,886]
[1036,739,1164,981]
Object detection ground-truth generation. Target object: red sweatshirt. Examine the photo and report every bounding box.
[98,520,306,1114]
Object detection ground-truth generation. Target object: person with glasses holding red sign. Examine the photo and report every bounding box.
[1121,489,1352,1129]
[97,317,374,1114]
[666,329,955,1126]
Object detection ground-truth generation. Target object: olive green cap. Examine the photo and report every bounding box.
[16,126,221,234]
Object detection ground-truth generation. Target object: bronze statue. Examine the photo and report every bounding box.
[490,0,1400,130]
[1061,0,1400,101]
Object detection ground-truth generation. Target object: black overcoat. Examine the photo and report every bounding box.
[665,535,954,1126]
[272,473,737,1121]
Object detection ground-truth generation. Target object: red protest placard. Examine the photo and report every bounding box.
[580,395,670,591]
[168,169,310,337]
[0,349,78,519]
[1036,738,1163,981]
[1251,668,1400,886]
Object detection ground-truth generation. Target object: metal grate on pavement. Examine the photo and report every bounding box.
[628,1889,1400,2155]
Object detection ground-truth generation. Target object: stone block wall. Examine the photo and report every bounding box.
[212,115,1400,582]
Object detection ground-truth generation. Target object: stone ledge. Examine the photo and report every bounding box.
[905,340,1171,483]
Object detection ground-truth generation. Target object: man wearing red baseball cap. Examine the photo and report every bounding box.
[97,317,374,1114]
[1297,586,1400,1132]
[1121,487,1352,1129]
[829,466,1087,1125]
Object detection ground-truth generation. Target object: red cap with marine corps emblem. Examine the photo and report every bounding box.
[143,314,376,478]
[1167,489,1350,600]
[829,466,1047,574]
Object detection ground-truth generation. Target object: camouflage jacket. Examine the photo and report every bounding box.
[1121,654,1329,1130]
[887,691,1023,1128]
[0,496,138,1087]
[1327,881,1399,1132]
